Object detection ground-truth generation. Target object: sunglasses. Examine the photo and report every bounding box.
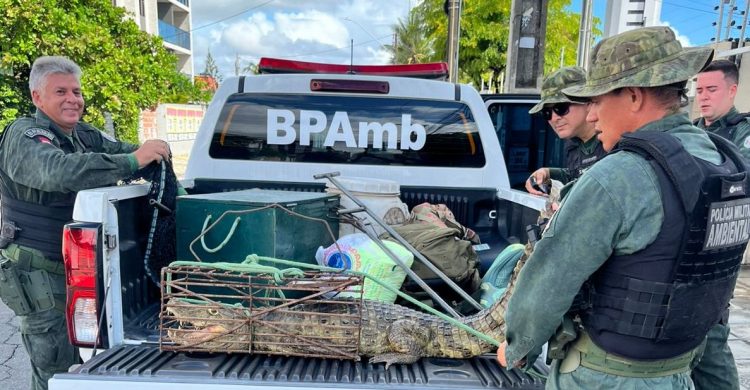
[541,103,571,120]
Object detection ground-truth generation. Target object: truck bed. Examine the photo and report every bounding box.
[50,345,547,389]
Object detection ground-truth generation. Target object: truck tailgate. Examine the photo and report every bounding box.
[50,345,546,389]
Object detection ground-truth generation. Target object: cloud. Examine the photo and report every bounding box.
[275,11,349,48]
[655,20,693,47]
[190,1,410,78]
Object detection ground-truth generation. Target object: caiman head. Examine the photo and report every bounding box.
[164,298,249,348]
[165,298,241,328]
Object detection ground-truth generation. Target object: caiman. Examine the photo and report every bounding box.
[166,186,560,368]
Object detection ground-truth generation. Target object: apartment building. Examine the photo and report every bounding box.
[113,0,194,77]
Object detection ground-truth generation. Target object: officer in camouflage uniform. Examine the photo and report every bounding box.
[526,67,606,196]
[0,56,171,390]
[693,59,744,390]
[497,26,750,389]
[695,59,750,160]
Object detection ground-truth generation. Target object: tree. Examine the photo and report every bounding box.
[414,0,510,88]
[233,53,258,76]
[0,0,207,143]
[544,0,602,75]
[385,12,434,65]
[413,0,599,91]
[204,49,223,83]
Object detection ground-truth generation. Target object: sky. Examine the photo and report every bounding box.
[190,0,748,78]
[190,0,413,78]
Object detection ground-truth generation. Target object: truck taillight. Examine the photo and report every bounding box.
[62,223,101,347]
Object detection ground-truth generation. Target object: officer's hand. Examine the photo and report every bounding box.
[525,168,550,196]
[133,139,171,168]
[496,342,509,367]
[497,341,527,369]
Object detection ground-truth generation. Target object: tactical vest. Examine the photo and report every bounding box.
[695,112,750,140]
[565,137,607,180]
[0,120,98,262]
[580,131,750,360]
[0,197,75,262]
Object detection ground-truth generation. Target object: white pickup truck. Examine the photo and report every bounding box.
[49,59,551,389]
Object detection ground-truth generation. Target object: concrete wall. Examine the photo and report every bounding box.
[114,0,156,34]
[604,0,662,37]
[736,52,750,113]
[139,103,205,155]
[114,0,192,77]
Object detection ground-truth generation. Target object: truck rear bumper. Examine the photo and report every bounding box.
[50,345,546,389]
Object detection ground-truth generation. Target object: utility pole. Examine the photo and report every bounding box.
[504,0,549,93]
[446,0,462,83]
[725,0,737,40]
[716,0,727,45]
[740,1,750,48]
[576,0,594,69]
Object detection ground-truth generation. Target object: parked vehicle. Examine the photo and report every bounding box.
[482,93,565,190]
[50,59,550,389]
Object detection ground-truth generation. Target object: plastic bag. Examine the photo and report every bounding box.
[315,233,413,303]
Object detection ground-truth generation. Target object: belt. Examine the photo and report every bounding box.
[570,332,698,378]
[1,243,65,275]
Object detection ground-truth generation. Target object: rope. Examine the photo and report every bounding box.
[168,255,501,347]
[143,160,167,286]
[199,215,242,253]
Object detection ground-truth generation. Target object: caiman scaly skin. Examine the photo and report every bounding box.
[166,276,519,368]
[166,187,558,368]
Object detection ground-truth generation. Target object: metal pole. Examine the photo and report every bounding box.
[346,210,463,318]
[576,0,593,69]
[560,46,565,68]
[726,0,737,40]
[739,1,750,47]
[314,171,484,312]
[717,0,727,45]
[447,0,462,83]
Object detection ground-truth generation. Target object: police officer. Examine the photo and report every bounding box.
[694,59,746,390]
[526,67,606,196]
[497,26,749,389]
[695,59,750,159]
[0,56,170,390]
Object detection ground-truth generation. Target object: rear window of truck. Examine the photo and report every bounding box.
[209,93,486,167]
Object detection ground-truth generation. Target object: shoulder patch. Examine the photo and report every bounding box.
[23,128,56,142]
[743,136,750,150]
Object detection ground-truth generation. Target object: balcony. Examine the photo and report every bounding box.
[159,20,190,50]
[158,0,189,8]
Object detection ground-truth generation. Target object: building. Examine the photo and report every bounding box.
[112,0,193,78]
[194,73,218,92]
[604,0,662,37]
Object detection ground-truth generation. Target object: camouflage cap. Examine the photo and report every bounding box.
[528,66,586,114]
[564,26,714,98]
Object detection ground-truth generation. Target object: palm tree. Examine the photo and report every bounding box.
[385,12,433,64]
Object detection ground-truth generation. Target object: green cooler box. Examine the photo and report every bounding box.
[176,189,340,264]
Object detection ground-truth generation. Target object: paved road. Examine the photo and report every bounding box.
[3,268,750,389]
[729,267,750,389]
[0,300,28,389]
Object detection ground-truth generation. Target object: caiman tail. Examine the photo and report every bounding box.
[364,183,560,366]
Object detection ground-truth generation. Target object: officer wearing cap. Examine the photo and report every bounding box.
[0,56,171,390]
[496,26,749,389]
[526,67,606,196]
[695,59,750,160]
